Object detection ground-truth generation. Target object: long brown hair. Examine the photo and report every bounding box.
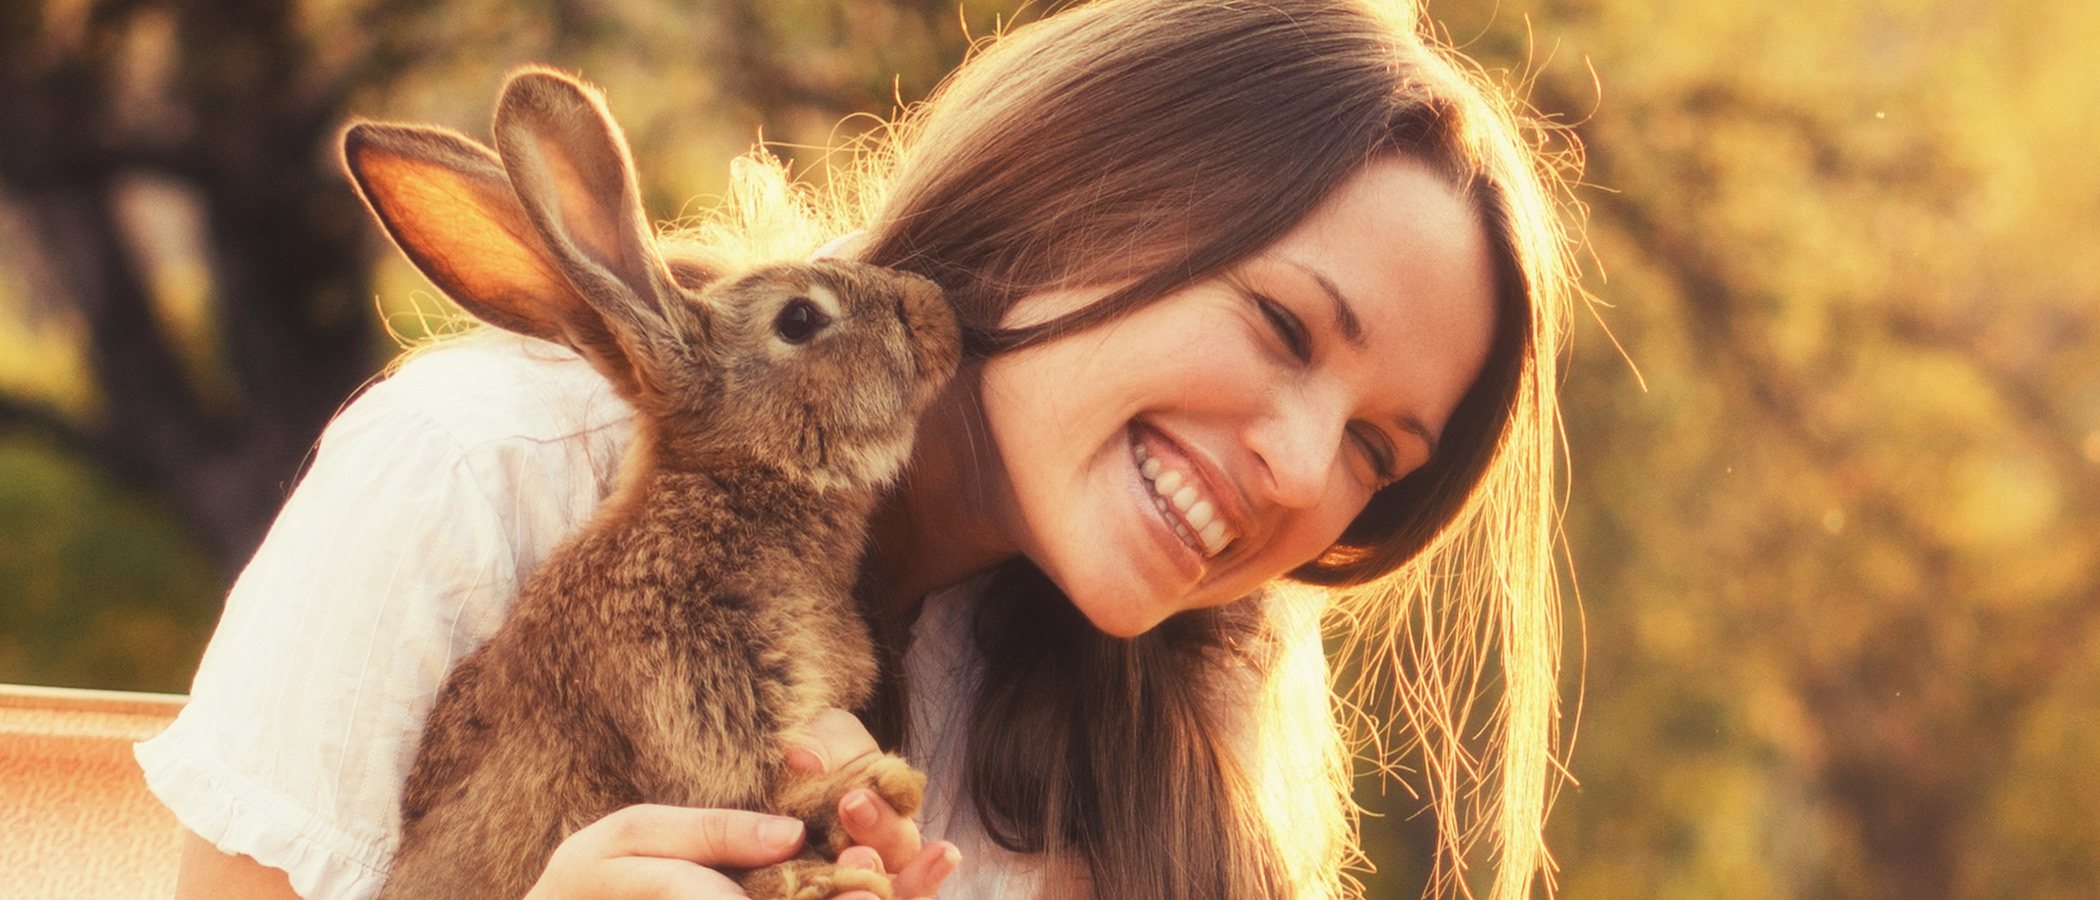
[670,1,1579,896]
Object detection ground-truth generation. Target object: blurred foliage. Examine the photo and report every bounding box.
[0,436,218,691]
[1428,0,2100,896]
[2,0,2097,897]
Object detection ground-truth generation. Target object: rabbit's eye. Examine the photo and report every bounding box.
[773,297,829,344]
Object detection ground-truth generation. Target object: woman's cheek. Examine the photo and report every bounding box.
[1271,489,1372,575]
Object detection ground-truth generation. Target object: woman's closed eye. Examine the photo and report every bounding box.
[1352,424,1401,487]
[1244,286,1406,488]
[1250,290,1312,362]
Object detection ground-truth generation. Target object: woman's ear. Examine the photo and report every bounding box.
[490,67,687,349]
[340,121,588,346]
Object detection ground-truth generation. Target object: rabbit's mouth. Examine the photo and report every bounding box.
[1128,424,1237,559]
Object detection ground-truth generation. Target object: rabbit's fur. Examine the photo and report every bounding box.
[341,68,958,900]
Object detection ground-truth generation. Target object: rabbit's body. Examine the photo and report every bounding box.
[343,68,956,900]
[384,465,885,900]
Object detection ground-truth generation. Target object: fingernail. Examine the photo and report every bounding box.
[929,840,960,875]
[843,790,878,827]
[786,747,824,773]
[760,816,805,849]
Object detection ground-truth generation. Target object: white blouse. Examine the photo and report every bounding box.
[134,333,1341,899]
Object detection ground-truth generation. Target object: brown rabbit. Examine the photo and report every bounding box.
[339,67,958,900]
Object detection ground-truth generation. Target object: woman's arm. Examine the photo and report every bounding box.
[176,830,298,900]
[172,807,890,900]
[171,791,948,900]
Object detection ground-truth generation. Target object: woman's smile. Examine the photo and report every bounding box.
[1130,422,1237,560]
[1125,419,1243,583]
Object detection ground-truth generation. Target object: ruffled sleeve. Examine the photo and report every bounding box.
[134,337,631,899]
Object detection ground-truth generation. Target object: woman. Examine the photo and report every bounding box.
[138,0,1575,897]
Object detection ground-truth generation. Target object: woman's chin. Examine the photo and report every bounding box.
[1064,584,1175,639]
[1034,508,1209,637]
[1079,608,1160,639]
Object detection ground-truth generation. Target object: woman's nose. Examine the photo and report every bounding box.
[1246,398,1345,510]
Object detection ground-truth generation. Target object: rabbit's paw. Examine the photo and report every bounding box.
[776,751,929,856]
[741,859,893,900]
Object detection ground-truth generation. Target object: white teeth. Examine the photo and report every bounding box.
[1153,469,1184,496]
[1131,432,1235,558]
[1185,499,1214,531]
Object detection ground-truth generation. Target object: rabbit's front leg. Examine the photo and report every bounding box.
[739,857,895,900]
[739,753,927,900]
[773,750,929,857]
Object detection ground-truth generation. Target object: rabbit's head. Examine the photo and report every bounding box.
[340,67,958,491]
[667,259,958,489]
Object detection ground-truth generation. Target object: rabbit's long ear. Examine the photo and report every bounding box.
[341,122,641,391]
[491,69,686,355]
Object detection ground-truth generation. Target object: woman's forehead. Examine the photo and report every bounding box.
[1268,157,1490,305]
[1259,156,1497,425]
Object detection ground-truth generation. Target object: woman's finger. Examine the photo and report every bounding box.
[580,804,807,867]
[835,845,883,873]
[823,847,883,900]
[596,856,751,898]
[784,708,882,774]
[838,789,921,873]
[891,841,962,900]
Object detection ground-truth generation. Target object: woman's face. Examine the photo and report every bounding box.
[977,155,1500,637]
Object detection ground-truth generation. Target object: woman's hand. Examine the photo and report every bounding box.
[524,804,879,899]
[520,706,958,900]
[786,708,962,900]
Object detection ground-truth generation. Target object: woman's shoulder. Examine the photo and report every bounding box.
[346,331,635,453]
[312,331,638,554]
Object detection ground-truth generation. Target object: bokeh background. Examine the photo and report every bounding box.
[2,0,2095,896]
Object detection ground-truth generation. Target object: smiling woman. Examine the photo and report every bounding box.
[811,3,1564,894]
[139,1,1576,898]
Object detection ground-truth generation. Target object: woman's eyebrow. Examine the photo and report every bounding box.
[1275,257,1440,456]
[1280,258,1366,348]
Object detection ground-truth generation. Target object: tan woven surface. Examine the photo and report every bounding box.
[0,683,185,899]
